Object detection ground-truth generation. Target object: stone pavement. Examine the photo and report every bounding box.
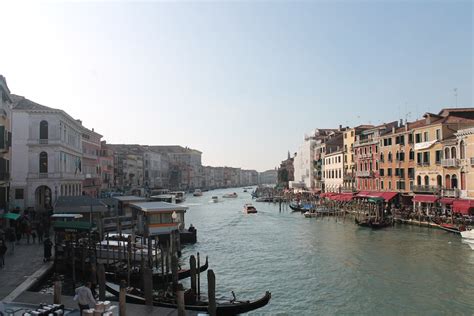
[0,239,49,300]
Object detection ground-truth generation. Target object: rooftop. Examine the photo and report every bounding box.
[11,94,57,111]
[130,201,188,212]
[113,195,148,202]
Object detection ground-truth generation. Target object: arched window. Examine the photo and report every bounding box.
[39,152,48,173]
[445,175,451,189]
[451,174,458,189]
[437,175,442,187]
[417,176,421,186]
[460,141,465,159]
[39,121,48,140]
[424,175,429,186]
[388,152,392,162]
[445,148,450,159]
[451,147,457,159]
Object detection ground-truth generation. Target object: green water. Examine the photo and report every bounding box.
[181,187,474,315]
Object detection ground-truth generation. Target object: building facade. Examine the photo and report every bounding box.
[0,76,12,211]
[81,127,102,197]
[99,141,114,192]
[324,150,344,192]
[11,95,85,211]
[456,128,474,199]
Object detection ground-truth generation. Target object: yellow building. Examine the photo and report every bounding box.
[342,125,372,191]
[455,128,474,199]
[413,111,474,197]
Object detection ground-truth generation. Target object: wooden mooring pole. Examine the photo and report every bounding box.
[119,280,127,316]
[144,267,153,306]
[207,269,216,316]
[98,263,106,301]
[53,274,61,304]
[190,255,197,294]
[176,283,186,316]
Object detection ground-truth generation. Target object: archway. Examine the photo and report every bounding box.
[35,185,52,211]
[445,175,451,189]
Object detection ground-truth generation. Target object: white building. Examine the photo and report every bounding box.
[10,95,85,211]
[324,150,344,192]
[293,138,315,189]
[143,149,169,189]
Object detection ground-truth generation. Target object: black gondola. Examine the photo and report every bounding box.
[355,218,391,229]
[106,282,271,316]
[107,257,209,287]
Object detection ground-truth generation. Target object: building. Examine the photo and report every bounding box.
[259,169,278,185]
[277,152,294,188]
[11,95,85,211]
[99,141,114,192]
[354,122,398,191]
[342,125,373,191]
[81,127,102,197]
[143,148,169,189]
[412,110,474,199]
[0,76,12,211]
[293,138,314,189]
[324,150,344,192]
[455,127,474,199]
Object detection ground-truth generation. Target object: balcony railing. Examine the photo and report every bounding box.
[356,170,373,178]
[39,139,48,144]
[354,138,378,146]
[413,185,439,193]
[441,158,460,168]
[442,188,460,198]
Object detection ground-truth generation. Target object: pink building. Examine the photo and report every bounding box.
[99,141,114,192]
[82,127,102,197]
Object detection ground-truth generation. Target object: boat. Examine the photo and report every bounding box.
[460,228,474,239]
[193,189,203,197]
[255,197,273,202]
[107,257,209,286]
[355,217,392,229]
[211,196,219,203]
[243,189,248,192]
[223,192,238,198]
[149,194,176,203]
[289,202,313,212]
[243,204,257,214]
[304,211,318,218]
[462,239,474,250]
[171,191,186,203]
[105,282,271,315]
[438,223,464,234]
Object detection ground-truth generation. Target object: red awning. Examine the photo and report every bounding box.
[356,191,372,198]
[380,192,398,202]
[439,197,456,205]
[452,199,474,215]
[320,192,335,198]
[413,195,438,203]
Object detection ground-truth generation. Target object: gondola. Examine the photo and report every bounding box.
[289,202,313,213]
[107,257,209,287]
[105,282,271,316]
[438,223,463,235]
[355,218,391,229]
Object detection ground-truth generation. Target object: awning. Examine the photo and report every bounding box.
[413,195,438,203]
[380,192,398,202]
[320,192,335,198]
[439,198,456,205]
[452,199,474,215]
[356,191,372,198]
[2,212,21,220]
[368,197,384,203]
[338,193,354,201]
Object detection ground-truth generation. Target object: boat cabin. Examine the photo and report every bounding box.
[113,195,148,217]
[129,202,188,236]
[149,194,176,203]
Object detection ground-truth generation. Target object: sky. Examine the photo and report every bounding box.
[0,0,472,172]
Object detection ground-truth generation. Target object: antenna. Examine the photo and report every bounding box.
[454,88,458,107]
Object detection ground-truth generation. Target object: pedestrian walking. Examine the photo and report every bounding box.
[74,282,96,313]
[25,225,31,244]
[0,240,7,268]
[43,237,53,262]
[8,229,15,254]
[37,223,44,243]
[16,229,21,245]
[32,230,37,244]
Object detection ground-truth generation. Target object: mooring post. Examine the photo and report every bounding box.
[98,263,106,301]
[190,255,197,294]
[207,269,216,316]
[53,274,62,304]
[171,252,179,290]
[197,252,201,299]
[177,283,186,316]
[119,280,127,316]
[144,267,153,306]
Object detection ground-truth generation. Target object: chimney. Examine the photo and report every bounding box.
[339,124,342,130]
[399,119,403,127]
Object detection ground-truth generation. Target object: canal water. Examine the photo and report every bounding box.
[181,187,474,315]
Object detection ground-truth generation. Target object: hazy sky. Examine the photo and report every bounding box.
[0,1,472,171]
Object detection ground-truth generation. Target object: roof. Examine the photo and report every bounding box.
[53,196,110,214]
[130,201,188,212]
[113,195,148,202]
[11,94,57,111]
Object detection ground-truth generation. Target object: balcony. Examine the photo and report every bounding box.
[356,170,373,178]
[354,138,377,147]
[441,159,460,168]
[442,188,460,198]
[413,185,439,193]
[416,162,430,167]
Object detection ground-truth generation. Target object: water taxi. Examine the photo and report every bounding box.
[243,204,257,214]
[149,194,176,203]
[193,189,203,197]
[223,192,238,198]
[171,191,186,203]
[212,196,219,203]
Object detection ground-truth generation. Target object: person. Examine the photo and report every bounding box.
[74,282,96,313]
[8,229,15,254]
[31,230,37,244]
[16,229,21,245]
[0,239,7,268]
[43,237,53,262]
[37,223,44,243]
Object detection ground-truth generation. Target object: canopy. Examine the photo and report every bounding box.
[452,199,474,215]
[320,192,335,198]
[356,191,372,198]
[379,192,398,202]
[413,195,438,203]
[439,198,456,205]
[356,191,398,202]
[3,212,21,220]
[368,197,384,203]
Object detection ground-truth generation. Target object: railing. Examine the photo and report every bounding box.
[442,188,460,198]
[413,185,439,193]
[39,173,48,178]
[441,158,460,168]
[354,138,377,146]
[416,162,430,167]
[39,139,48,144]
[356,170,373,177]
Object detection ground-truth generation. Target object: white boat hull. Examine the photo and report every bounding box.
[460,229,474,240]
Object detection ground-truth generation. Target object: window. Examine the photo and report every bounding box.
[435,150,442,164]
[409,149,414,160]
[387,168,392,176]
[15,189,24,200]
[395,168,399,177]
[397,181,406,190]
[408,133,413,143]
[388,152,392,162]
[344,133,347,139]
[381,180,384,189]
[388,181,392,190]
[437,175,442,187]
[445,148,450,159]
[423,132,428,142]
[380,153,384,162]
[408,168,415,179]
[424,175,429,186]
[460,140,465,159]
[399,152,405,161]
[40,120,49,140]
[415,133,422,143]
[399,168,405,178]
[451,147,457,159]
[436,129,441,140]
[39,152,48,173]
[380,169,385,176]
[0,126,4,149]
[423,152,430,165]
[417,176,421,185]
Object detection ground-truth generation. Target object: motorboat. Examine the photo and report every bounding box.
[243,189,248,192]
[211,196,219,203]
[462,239,474,250]
[243,204,257,214]
[149,194,176,203]
[460,228,474,239]
[193,189,203,197]
[438,223,464,234]
[223,192,238,198]
[171,191,186,203]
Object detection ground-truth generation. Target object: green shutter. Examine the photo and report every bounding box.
[0,126,5,149]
